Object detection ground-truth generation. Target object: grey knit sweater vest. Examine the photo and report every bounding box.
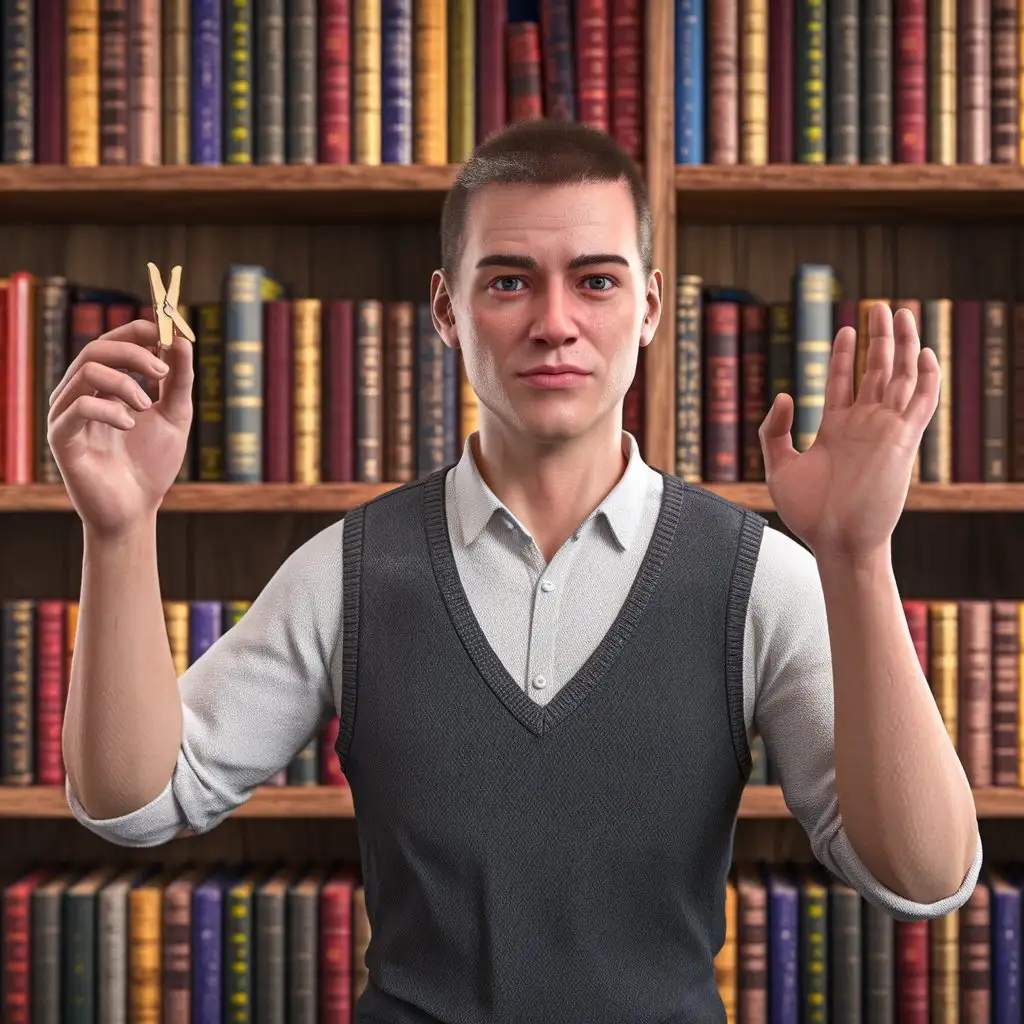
[336,466,766,1023]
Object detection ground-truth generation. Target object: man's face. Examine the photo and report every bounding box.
[432,179,662,445]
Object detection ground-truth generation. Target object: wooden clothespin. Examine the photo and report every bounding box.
[146,262,196,351]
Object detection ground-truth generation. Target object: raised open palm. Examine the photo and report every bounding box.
[758,302,940,561]
[47,319,194,538]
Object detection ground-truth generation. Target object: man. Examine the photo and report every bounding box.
[51,119,980,1022]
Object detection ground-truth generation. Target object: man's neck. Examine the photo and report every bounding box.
[471,415,629,562]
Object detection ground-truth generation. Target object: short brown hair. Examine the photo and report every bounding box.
[440,118,652,290]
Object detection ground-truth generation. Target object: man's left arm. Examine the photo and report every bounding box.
[817,543,979,905]
[747,527,982,921]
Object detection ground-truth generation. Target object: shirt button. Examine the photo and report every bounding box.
[540,579,554,592]
[505,519,514,530]
[532,674,547,689]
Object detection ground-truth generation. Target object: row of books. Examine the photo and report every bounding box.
[0,267,646,485]
[1,596,1022,790]
[674,0,1021,167]
[751,599,1024,792]
[0,859,1016,1024]
[677,268,1024,484]
[0,597,348,789]
[4,0,644,168]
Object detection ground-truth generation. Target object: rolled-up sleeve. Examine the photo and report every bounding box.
[743,525,982,922]
[66,517,347,848]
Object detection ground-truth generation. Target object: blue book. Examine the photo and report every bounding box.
[990,870,1021,1022]
[191,0,221,164]
[764,865,799,1024]
[193,866,237,1024]
[189,601,223,663]
[675,0,705,163]
[382,0,413,163]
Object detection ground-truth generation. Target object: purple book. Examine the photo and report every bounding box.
[192,867,237,1024]
[382,0,413,163]
[191,0,221,164]
[189,601,223,664]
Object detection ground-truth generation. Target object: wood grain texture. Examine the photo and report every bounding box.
[677,164,1024,222]
[642,0,677,474]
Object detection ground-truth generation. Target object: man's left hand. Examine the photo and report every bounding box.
[757,301,941,562]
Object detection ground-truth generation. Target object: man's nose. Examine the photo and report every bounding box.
[529,287,578,346]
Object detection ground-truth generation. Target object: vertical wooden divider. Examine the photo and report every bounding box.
[644,0,677,475]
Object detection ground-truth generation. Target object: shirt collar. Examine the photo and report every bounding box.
[452,430,651,552]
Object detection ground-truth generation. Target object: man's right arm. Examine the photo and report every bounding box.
[63,516,347,848]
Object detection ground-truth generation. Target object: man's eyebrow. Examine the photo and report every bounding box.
[474,253,630,270]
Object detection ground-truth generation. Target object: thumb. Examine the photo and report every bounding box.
[155,331,195,424]
[758,393,799,479]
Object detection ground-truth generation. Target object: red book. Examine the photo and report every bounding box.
[324,299,355,482]
[895,0,927,162]
[507,23,543,121]
[263,300,293,482]
[34,601,66,786]
[320,0,351,163]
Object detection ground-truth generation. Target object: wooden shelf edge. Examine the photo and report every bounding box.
[675,164,1024,222]
[1,482,1021,513]
[1,785,1021,820]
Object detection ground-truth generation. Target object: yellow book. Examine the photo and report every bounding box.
[354,0,382,164]
[415,0,447,164]
[130,871,173,1024]
[292,298,322,484]
[66,0,100,166]
[448,0,475,162]
[163,601,190,676]
[929,0,957,164]
[740,0,768,165]
[928,909,959,1021]
[162,0,191,164]
[929,601,958,751]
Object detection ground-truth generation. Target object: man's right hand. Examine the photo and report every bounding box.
[47,318,194,538]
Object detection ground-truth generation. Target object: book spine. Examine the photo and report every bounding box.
[957,0,990,162]
[959,884,991,1021]
[610,0,643,161]
[162,0,190,163]
[188,601,223,661]
[36,0,64,163]
[793,264,834,451]
[895,0,926,161]
[163,882,192,1024]
[953,299,982,482]
[576,0,609,132]
[263,299,293,482]
[795,0,825,161]
[704,300,740,482]
[224,265,265,484]
[676,274,703,481]
[708,0,738,163]
[983,300,1009,481]
[292,298,322,483]
[224,0,253,163]
[319,0,350,163]
[861,0,892,163]
[382,0,413,163]
[384,301,415,482]
[354,0,382,163]
[959,599,993,786]
[33,600,64,785]
[920,298,953,482]
[287,0,317,163]
[1,600,32,785]
[256,0,285,164]
[992,601,1021,787]
[196,303,225,480]
[991,0,1019,163]
[413,0,446,163]
[416,302,446,476]
[3,0,34,163]
[67,0,100,166]
[540,0,576,119]
[741,0,768,163]
[447,0,474,160]
[34,276,68,483]
[507,22,543,121]
[828,0,858,162]
[191,0,221,164]
[675,0,704,163]
[927,0,956,162]
[768,0,793,160]
[475,0,505,141]
[324,299,355,481]
[356,299,383,482]
[894,920,929,1020]
[741,302,767,480]
[128,0,160,164]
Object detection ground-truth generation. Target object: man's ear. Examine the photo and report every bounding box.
[430,270,459,349]
[639,269,663,348]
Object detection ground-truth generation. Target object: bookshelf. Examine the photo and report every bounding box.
[0,1,1022,1013]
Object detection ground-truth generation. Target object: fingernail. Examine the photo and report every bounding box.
[151,359,168,375]
[138,389,152,407]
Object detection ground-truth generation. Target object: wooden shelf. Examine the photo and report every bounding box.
[675,164,1024,223]
[1,481,1021,514]
[0,164,460,224]
[2,785,1021,820]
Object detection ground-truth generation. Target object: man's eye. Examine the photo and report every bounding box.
[585,276,615,290]
[493,277,523,292]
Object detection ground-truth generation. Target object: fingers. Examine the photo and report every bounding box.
[49,319,166,408]
[855,301,894,405]
[881,306,922,413]
[154,327,195,423]
[823,325,856,410]
[48,360,155,422]
[902,345,941,430]
[47,394,139,450]
[758,392,800,479]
